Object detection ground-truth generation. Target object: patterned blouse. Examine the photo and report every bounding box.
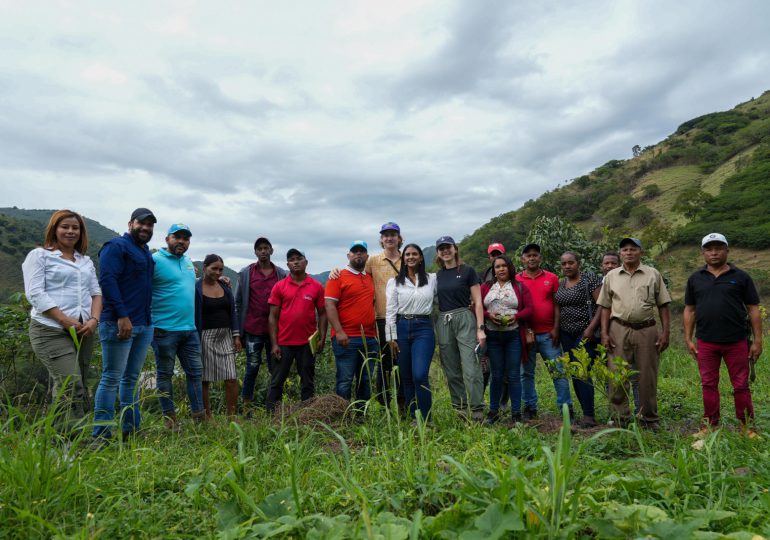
[554,273,602,335]
[483,281,519,332]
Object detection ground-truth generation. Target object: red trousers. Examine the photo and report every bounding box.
[696,339,754,426]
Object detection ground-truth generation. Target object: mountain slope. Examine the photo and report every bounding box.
[457,90,770,285]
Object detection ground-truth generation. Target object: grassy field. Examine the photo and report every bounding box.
[2,344,769,539]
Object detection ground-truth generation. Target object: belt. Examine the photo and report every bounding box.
[397,314,430,320]
[612,317,655,330]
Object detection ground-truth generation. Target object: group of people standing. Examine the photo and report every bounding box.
[21,208,763,443]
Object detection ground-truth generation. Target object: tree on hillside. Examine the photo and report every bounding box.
[632,145,642,157]
[519,216,616,274]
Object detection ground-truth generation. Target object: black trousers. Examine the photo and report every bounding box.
[376,319,405,406]
[265,344,315,411]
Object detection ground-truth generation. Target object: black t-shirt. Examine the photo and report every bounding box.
[437,265,479,312]
[684,264,759,343]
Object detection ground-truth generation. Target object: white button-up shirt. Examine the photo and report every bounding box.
[385,273,437,341]
[22,248,102,329]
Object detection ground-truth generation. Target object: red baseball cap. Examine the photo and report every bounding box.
[487,243,505,255]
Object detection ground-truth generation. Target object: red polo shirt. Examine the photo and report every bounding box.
[268,275,325,346]
[515,270,558,333]
[324,268,376,338]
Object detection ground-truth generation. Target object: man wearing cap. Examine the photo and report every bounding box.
[684,233,762,438]
[598,237,671,428]
[92,208,157,441]
[265,249,328,412]
[151,223,206,428]
[235,237,288,412]
[325,241,378,404]
[366,222,403,406]
[482,243,506,284]
[516,243,573,420]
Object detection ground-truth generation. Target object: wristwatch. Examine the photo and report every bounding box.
[479,324,486,331]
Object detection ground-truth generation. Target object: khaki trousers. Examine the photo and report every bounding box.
[29,319,95,430]
[435,308,484,411]
[607,322,659,424]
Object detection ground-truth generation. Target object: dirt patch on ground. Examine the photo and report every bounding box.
[272,394,352,428]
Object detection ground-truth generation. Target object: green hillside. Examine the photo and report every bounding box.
[458,90,770,285]
[0,209,238,301]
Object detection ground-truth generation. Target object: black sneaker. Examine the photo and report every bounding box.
[511,412,523,423]
[522,407,538,421]
[484,411,501,426]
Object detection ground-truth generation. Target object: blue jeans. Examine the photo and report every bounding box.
[92,321,154,438]
[521,332,572,410]
[151,329,204,415]
[332,336,378,403]
[242,333,272,401]
[487,330,523,414]
[396,317,435,421]
[560,331,596,418]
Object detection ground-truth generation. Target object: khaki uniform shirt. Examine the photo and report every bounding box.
[597,263,671,323]
[365,251,401,319]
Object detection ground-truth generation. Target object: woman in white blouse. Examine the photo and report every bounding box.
[385,244,436,421]
[22,210,102,431]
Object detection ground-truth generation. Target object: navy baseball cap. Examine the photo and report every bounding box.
[286,248,305,259]
[522,243,541,254]
[349,240,368,251]
[380,222,400,234]
[167,223,191,236]
[435,236,456,248]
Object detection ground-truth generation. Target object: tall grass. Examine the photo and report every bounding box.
[2,346,769,538]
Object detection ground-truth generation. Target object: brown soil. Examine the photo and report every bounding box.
[272,394,351,428]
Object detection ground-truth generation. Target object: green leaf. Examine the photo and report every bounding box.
[459,503,524,540]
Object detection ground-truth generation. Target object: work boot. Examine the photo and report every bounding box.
[522,406,538,422]
[483,411,501,426]
[191,410,208,424]
[164,412,181,433]
[242,398,254,419]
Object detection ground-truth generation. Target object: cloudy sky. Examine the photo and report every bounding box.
[1,1,769,272]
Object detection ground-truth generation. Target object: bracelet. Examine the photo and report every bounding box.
[88,316,99,323]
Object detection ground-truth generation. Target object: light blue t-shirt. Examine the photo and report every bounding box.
[151,249,196,331]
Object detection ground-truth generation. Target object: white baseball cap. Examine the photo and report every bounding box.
[701,233,728,247]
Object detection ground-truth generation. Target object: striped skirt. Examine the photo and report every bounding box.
[201,328,237,381]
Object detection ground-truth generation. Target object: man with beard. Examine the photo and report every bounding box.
[92,208,157,442]
[325,241,378,405]
[151,223,206,429]
[685,233,762,438]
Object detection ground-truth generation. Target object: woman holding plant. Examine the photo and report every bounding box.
[554,251,602,427]
[22,209,102,432]
[385,244,436,421]
[481,255,533,424]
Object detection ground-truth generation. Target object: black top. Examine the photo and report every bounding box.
[554,273,602,335]
[480,265,494,284]
[201,294,232,330]
[684,264,759,343]
[437,265,479,312]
